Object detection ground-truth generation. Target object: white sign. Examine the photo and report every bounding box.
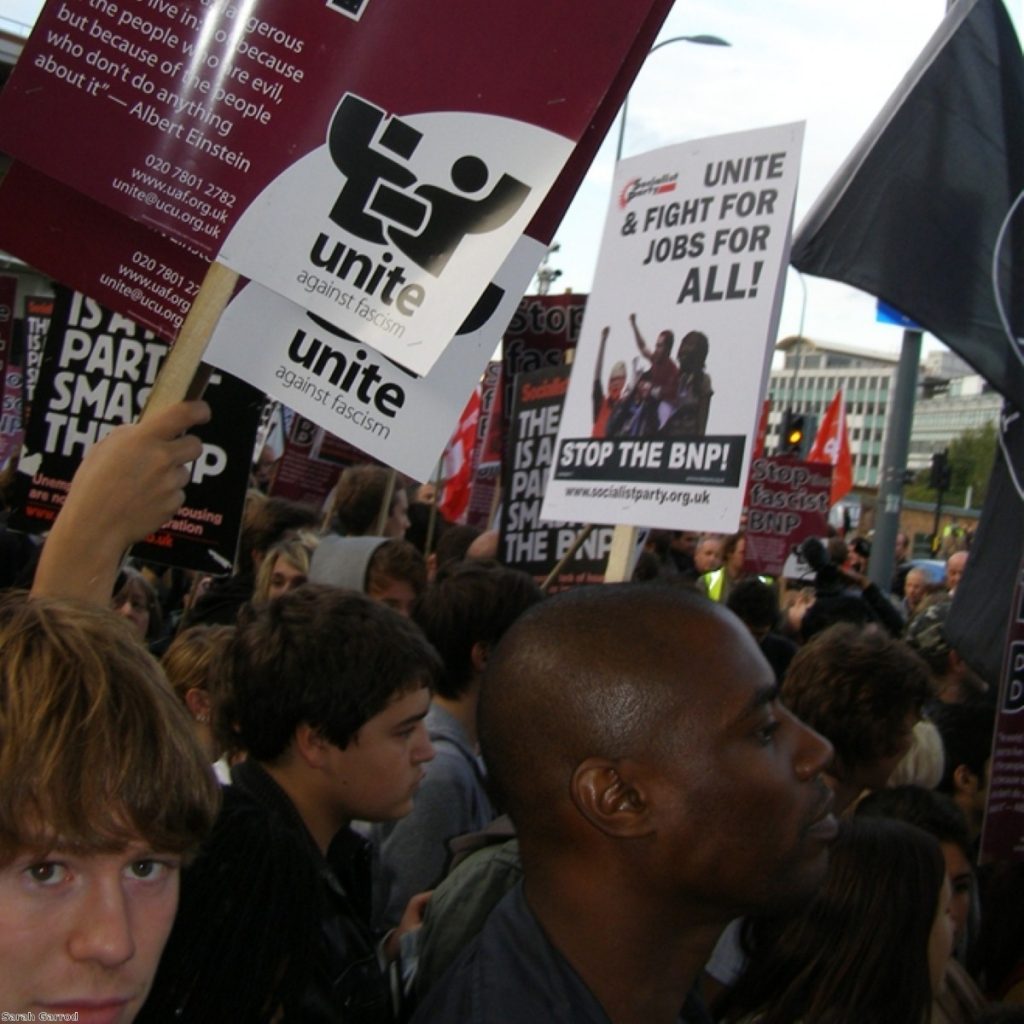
[205,238,543,479]
[540,122,804,532]
[220,102,570,377]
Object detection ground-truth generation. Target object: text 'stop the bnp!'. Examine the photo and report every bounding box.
[0,0,673,377]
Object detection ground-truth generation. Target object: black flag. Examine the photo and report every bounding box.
[948,409,1024,686]
[792,0,1024,404]
[790,0,1024,685]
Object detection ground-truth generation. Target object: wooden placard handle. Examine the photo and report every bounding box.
[141,260,239,419]
[374,468,398,536]
[541,523,595,593]
[603,523,639,583]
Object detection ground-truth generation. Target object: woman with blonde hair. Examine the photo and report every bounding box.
[252,533,318,605]
[161,624,236,777]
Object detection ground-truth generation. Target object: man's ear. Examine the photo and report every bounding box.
[294,722,332,770]
[570,758,654,838]
[470,640,489,677]
[952,762,979,796]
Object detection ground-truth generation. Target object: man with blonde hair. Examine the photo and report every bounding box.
[0,594,220,1022]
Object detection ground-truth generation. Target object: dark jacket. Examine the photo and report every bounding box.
[139,761,394,1023]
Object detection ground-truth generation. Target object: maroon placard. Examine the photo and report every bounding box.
[980,557,1024,863]
[0,0,672,376]
[0,2,668,253]
[480,363,505,467]
[268,412,373,509]
[744,456,832,577]
[0,163,208,340]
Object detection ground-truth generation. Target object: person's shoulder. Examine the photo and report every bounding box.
[184,781,321,909]
[216,779,300,839]
[140,781,325,1020]
[418,838,523,965]
[412,886,524,1024]
[425,714,487,781]
[422,734,481,779]
[415,883,609,1024]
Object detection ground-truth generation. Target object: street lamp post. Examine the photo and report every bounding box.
[615,34,731,161]
[602,31,730,584]
[535,243,562,295]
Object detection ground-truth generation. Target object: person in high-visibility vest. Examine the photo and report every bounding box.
[701,564,730,602]
[699,532,770,602]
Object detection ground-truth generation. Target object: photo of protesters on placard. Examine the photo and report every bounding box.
[591,326,628,438]
[663,327,713,437]
[593,314,713,440]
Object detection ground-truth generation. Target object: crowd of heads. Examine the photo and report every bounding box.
[2,441,1016,1024]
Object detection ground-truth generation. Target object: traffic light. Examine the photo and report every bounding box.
[929,450,952,491]
[781,410,806,456]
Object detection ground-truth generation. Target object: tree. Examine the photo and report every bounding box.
[905,422,998,507]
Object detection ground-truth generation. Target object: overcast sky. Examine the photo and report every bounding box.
[4,0,1022,357]
[552,0,1024,358]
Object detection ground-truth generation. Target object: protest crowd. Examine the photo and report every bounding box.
[0,398,1019,1024]
[2,0,1023,1017]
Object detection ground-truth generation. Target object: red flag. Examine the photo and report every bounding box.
[751,399,772,461]
[806,389,853,505]
[439,388,483,523]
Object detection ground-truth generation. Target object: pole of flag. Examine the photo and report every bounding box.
[868,328,922,591]
[425,457,445,558]
[870,0,951,591]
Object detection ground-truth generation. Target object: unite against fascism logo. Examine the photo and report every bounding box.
[305,94,531,335]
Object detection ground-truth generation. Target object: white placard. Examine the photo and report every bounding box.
[540,123,804,533]
[206,237,544,479]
